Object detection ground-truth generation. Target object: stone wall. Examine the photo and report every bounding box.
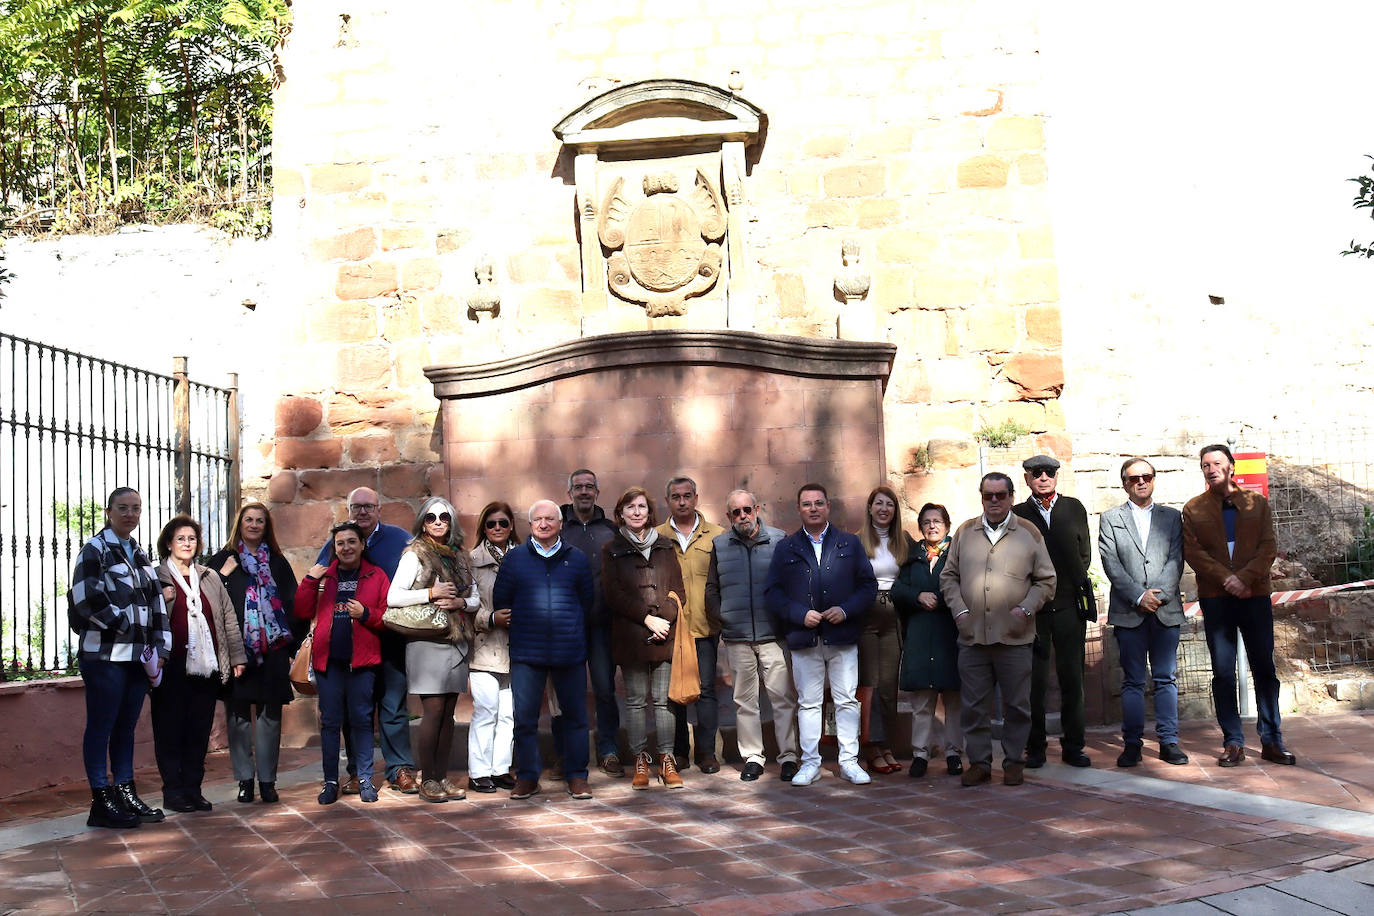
[265,0,1066,551]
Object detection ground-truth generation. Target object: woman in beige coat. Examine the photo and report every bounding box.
[467,500,520,793]
[152,514,246,813]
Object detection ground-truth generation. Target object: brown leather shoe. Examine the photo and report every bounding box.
[696,755,721,774]
[341,775,360,795]
[1003,762,1025,786]
[566,777,593,799]
[1218,744,1246,767]
[510,778,540,800]
[439,777,466,800]
[631,752,651,790]
[599,754,624,778]
[659,753,685,789]
[961,763,991,787]
[1261,743,1296,765]
[418,779,448,803]
[390,767,419,794]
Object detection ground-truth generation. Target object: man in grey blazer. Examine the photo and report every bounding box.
[1098,458,1190,767]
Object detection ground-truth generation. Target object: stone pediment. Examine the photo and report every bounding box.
[553,79,766,150]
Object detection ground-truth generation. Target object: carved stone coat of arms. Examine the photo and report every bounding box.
[598,169,726,317]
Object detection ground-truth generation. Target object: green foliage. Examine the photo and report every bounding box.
[0,208,11,298]
[1340,505,1374,581]
[974,420,1031,449]
[54,498,103,538]
[1342,155,1374,259]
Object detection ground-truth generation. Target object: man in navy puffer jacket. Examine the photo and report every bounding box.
[765,483,877,788]
[493,499,595,800]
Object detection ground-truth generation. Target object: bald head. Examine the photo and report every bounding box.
[346,487,381,536]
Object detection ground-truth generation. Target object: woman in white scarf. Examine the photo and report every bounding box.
[151,515,246,813]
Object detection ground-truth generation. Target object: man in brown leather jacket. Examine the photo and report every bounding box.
[1182,444,1295,769]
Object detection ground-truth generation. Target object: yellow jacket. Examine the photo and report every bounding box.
[657,513,726,638]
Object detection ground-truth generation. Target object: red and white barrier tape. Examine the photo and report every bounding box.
[1097,579,1374,624]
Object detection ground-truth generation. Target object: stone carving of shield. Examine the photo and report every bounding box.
[625,197,707,292]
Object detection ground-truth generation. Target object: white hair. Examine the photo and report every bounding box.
[528,499,561,522]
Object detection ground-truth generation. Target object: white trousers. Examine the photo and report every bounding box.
[468,670,513,778]
[792,642,859,768]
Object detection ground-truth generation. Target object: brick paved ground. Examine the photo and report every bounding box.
[3,713,1374,914]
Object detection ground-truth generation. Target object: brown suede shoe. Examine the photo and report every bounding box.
[390,767,419,794]
[566,777,593,799]
[1003,762,1025,786]
[631,752,651,790]
[659,753,685,789]
[341,775,360,795]
[1218,744,1246,768]
[599,754,624,778]
[961,763,991,787]
[510,778,540,800]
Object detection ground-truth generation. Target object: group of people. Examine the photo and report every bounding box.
[68,443,1296,827]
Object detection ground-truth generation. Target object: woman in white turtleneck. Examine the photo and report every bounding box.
[857,486,916,774]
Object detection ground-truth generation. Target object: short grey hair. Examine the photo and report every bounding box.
[665,476,697,497]
[528,499,561,522]
[567,469,597,490]
[725,488,757,509]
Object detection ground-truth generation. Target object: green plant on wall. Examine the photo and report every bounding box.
[1340,505,1374,582]
[1342,155,1374,258]
[54,499,103,538]
[974,420,1031,449]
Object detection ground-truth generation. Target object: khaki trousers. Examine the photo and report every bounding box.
[908,689,963,759]
[724,639,799,765]
[958,642,1032,768]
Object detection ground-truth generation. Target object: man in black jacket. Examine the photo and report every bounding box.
[1013,455,1094,769]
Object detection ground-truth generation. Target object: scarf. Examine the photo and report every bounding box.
[164,560,217,678]
[484,541,510,567]
[925,536,951,565]
[619,525,659,560]
[238,541,289,664]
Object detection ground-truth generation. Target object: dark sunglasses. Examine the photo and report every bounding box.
[484,518,511,530]
[423,512,452,524]
[1030,468,1057,479]
[1126,473,1155,485]
[728,506,756,519]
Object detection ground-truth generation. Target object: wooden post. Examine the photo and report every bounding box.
[173,356,191,515]
[226,372,241,527]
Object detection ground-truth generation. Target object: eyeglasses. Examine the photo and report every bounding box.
[728,506,756,519]
[424,512,452,524]
[1029,468,1057,479]
[172,534,198,544]
[348,503,379,512]
[980,491,1011,501]
[484,518,511,530]
[1126,473,1155,485]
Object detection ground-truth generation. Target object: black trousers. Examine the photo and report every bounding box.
[150,656,221,800]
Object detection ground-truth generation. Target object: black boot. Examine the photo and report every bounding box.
[113,782,165,823]
[259,781,279,803]
[237,780,255,803]
[88,786,140,829]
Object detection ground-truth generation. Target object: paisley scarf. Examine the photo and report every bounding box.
[238,541,288,664]
[924,536,951,565]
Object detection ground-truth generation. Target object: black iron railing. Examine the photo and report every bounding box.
[0,334,238,676]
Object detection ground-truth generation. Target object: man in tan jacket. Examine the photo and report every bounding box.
[940,472,1056,788]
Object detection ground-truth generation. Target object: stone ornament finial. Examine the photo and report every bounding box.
[598,168,726,317]
[467,255,500,321]
[834,238,871,302]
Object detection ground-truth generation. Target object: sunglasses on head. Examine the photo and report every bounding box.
[423,512,452,524]
[1030,468,1057,479]
[484,518,511,530]
[1126,473,1155,485]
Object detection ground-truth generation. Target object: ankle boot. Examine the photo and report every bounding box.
[237,780,254,803]
[259,781,279,803]
[658,753,684,789]
[113,782,165,823]
[88,786,140,829]
[631,752,652,790]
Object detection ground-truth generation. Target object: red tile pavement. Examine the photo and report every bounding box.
[0,712,1372,913]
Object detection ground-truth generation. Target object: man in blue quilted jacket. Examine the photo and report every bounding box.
[493,499,596,800]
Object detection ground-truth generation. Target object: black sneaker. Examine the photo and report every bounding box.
[1117,741,1143,768]
[779,761,800,783]
[1159,742,1190,766]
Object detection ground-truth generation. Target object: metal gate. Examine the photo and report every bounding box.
[0,333,238,676]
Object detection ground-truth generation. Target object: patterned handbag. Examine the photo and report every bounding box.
[382,603,452,639]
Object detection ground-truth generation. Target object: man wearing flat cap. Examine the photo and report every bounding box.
[1013,455,1094,769]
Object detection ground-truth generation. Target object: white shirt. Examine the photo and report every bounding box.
[670,514,700,551]
[981,514,1011,545]
[806,524,829,562]
[1129,500,1154,548]
[532,538,562,558]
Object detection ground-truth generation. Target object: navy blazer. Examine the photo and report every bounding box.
[764,526,877,650]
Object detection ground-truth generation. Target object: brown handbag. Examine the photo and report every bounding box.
[666,591,700,705]
[289,624,316,696]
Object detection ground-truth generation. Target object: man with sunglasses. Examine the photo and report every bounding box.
[1099,458,1188,767]
[705,489,799,782]
[941,472,1056,787]
[1012,455,1094,770]
[315,487,417,794]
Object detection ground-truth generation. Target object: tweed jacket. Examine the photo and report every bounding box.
[602,532,684,666]
[939,514,1056,647]
[69,529,172,663]
[1012,494,1092,613]
[656,513,726,638]
[1182,486,1276,599]
[155,562,249,684]
[1098,501,1185,627]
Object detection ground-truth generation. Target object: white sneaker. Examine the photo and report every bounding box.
[789,763,822,787]
[839,762,872,785]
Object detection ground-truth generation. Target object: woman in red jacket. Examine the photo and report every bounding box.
[295,521,390,804]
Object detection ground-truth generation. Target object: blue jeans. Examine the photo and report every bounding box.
[80,658,150,788]
[317,661,378,784]
[512,661,589,782]
[1115,615,1181,743]
[1201,595,1283,747]
[551,625,620,761]
[344,634,414,782]
[671,635,720,760]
